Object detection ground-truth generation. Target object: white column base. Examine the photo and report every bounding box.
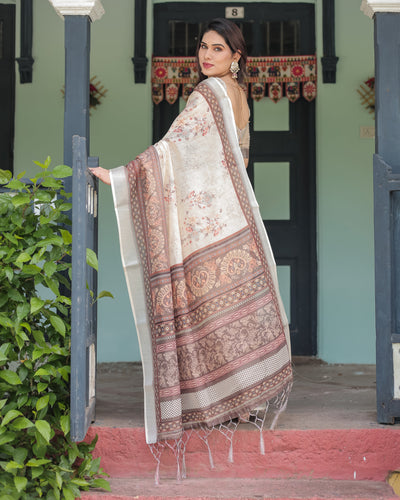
[48,0,105,22]
[361,0,400,18]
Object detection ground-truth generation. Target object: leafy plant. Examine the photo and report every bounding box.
[0,158,110,499]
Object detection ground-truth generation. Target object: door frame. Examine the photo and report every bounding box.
[152,1,317,355]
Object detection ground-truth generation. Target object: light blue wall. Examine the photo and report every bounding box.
[11,0,376,363]
[316,0,375,363]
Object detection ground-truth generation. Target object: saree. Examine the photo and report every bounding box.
[109,77,293,449]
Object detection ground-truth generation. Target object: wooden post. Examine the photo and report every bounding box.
[48,0,104,441]
[362,0,400,423]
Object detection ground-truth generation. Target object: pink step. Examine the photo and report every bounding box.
[81,477,397,500]
[85,427,400,482]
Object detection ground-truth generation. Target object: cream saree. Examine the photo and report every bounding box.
[110,77,292,447]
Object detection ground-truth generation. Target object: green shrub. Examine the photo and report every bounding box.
[0,158,110,499]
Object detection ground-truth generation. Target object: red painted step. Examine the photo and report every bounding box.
[81,477,397,500]
[85,427,400,482]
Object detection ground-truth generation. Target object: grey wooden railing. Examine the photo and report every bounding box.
[70,135,99,441]
[374,154,400,423]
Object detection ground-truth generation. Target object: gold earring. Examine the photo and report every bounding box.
[230,61,240,79]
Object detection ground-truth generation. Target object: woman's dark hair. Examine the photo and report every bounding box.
[196,18,248,84]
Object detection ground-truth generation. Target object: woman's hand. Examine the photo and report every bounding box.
[89,167,111,185]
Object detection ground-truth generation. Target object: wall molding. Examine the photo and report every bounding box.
[361,0,400,17]
[48,0,104,21]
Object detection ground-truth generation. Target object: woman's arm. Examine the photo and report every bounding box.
[90,167,111,185]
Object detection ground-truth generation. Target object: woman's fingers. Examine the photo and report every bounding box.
[89,167,111,185]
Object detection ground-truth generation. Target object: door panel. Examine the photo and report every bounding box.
[153,2,316,355]
[0,5,15,173]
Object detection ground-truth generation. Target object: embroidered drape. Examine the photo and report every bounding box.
[110,77,292,445]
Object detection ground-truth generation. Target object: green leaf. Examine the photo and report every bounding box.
[0,169,12,184]
[32,346,45,361]
[50,315,66,337]
[44,261,57,277]
[13,447,28,465]
[31,297,45,315]
[0,399,7,410]
[55,470,63,489]
[16,302,30,322]
[15,252,31,264]
[61,487,75,500]
[45,276,60,296]
[11,193,31,208]
[60,415,70,436]
[33,330,47,347]
[0,314,13,328]
[6,179,25,190]
[26,458,51,467]
[31,465,44,479]
[8,288,24,303]
[4,267,13,282]
[91,478,111,491]
[44,155,51,168]
[58,202,72,212]
[97,290,114,300]
[37,382,48,393]
[34,190,53,203]
[14,476,27,493]
[0,370,22,385]
[21,264,41,275]
[6,460,23,471]
[0,432,16,446]
[86,248,98,271]
[35,420,51,442]
[59,229,72,245]
[37,236,64,248]
[1,410,22,426]
[41,177,61,188]
[70,478,90,487]
[3,232,18,245]
[34,367,50,377]
[52,164,72,178]
[11,417,34,430]
[36,395,50,412]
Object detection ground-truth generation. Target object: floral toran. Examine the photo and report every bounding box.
[152,55,317,104]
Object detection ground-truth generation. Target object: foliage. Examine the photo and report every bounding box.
[0,158,110,499]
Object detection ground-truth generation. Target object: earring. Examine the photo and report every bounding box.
[230,61,240,79]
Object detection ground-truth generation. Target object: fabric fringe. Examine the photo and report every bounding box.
[148,382,292,484]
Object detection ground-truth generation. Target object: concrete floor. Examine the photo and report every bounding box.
[93,357,399,430]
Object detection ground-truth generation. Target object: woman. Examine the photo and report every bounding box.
[91,18,292,468]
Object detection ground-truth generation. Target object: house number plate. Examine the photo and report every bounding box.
[225,7,245,19]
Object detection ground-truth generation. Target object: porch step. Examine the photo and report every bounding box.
[85,427,400,482]
[81,477,398,500]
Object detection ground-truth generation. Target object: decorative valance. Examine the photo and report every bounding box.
[152,55,317,104]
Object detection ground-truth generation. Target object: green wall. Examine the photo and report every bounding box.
[11,0,376,363]
[315,0,375,363]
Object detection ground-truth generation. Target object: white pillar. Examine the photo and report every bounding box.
[48,0,105,21]
[361,0,400,17]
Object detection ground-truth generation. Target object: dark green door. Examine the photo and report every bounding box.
[153,2,317,355]
[0,4,15,173]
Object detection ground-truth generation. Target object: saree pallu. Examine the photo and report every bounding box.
[110,77,292,446]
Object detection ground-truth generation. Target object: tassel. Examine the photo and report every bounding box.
[203,436,215,469]
[260,430,265,455]
[228,440,234,463]
[154,461,160,486]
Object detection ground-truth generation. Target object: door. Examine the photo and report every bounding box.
[0,5,15,173]
[153,2,317,355]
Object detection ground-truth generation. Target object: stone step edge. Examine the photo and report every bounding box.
[85,426,400,482]
[81,477,397,500]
